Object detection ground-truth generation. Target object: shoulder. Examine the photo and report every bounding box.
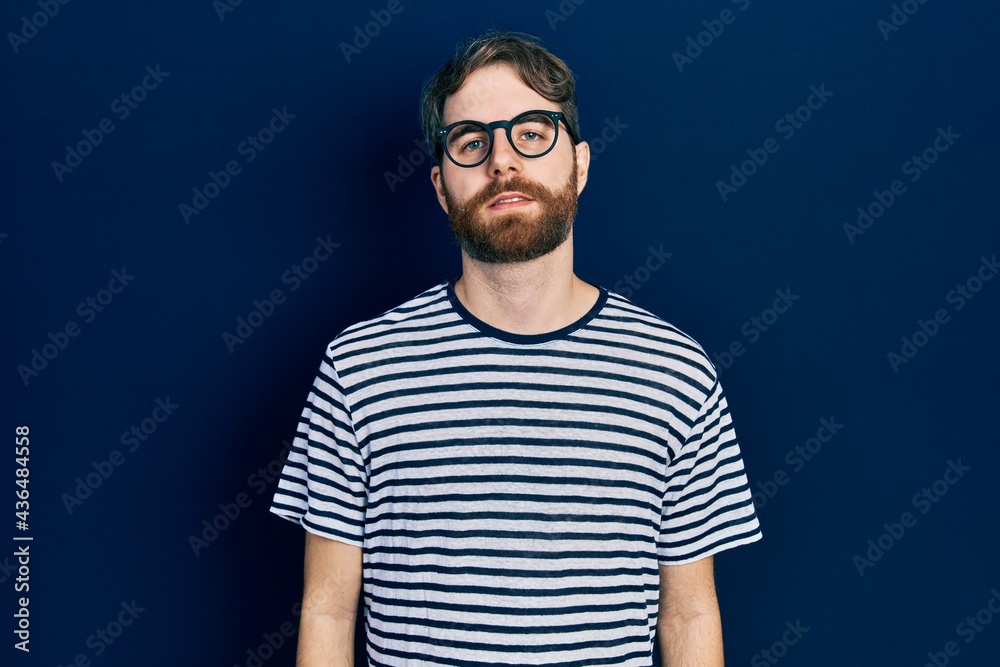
[600,288,721,394]
[323,279,454,366]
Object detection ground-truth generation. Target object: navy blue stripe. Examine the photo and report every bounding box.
[352,377,695,421]
[365,491,660,515]
[340,344,710,400]
[367,635,653,667]
[368,473,661,498]
[358,397,683,449]
[375,454,664,482]
[367,509,657,529]
[364,527,655,544]
[367,623,648,656]
[349,369,704,415]
[366,416,675,452]
[369,435,668,469]
[363,545,658,560]
[366,591,650,616]
[367,606,650,636]
[367,562,657,580]
[667,480,755,523]
[658,514,762,551]
[334,306,464,350]
[658,524,762,563]
[369,578,656,597]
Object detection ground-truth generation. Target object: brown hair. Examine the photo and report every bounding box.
[420,31,581,165]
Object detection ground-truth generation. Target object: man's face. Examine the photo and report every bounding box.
[431,64,590,264]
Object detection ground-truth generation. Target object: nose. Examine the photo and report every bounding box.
[486,127,522,177]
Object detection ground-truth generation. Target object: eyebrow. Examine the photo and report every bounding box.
[517,113,550,124]
[448,124,487,141]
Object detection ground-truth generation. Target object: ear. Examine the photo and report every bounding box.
[573,140,591,195]
[430,164,449,214]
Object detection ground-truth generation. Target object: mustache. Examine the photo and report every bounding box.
[462,176,555,211]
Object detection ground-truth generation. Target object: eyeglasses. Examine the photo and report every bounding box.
[436,110,573,168]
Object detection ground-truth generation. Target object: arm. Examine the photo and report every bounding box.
[297,530,363,667]
[657,555,724,667]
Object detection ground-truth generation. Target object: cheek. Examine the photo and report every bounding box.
[543,161,576,192]
[546,147,578,181]
[444,171,487,203]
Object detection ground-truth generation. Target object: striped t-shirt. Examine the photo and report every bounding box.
[270,277,762,666]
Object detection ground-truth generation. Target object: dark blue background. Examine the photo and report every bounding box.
[3,1,999,665]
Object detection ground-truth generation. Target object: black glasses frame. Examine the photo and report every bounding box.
[435,109,572,168]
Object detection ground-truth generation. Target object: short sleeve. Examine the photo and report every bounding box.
[658,377,762,565]
[269,344,368,547]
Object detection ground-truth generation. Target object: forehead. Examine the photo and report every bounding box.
[442,63,554,124]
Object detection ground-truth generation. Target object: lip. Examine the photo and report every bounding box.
[487,192,536,209]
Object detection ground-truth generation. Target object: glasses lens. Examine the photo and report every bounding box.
[512,113,558,157]
[446,122,491,166]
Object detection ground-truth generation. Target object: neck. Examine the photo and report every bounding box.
[452,232,599,335]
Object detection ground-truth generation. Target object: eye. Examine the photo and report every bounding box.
[446,123,489,157]
[461,139,486,153]
[514,117,554,144]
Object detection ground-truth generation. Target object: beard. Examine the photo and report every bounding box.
[442,162,579,264]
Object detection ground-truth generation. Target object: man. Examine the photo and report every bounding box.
[270,31,762,666]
